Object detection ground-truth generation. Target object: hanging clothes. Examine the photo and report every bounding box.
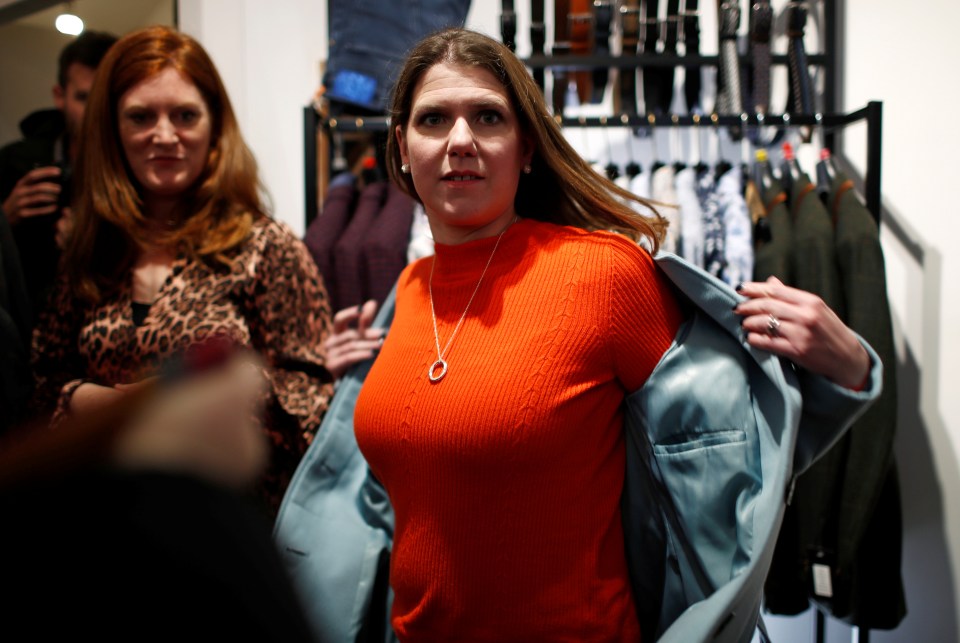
[751,178,793,285]
[787,173,844,314]
[407,203,435,264]
[821,171,906,628]
[305,178,416,314]
[304,174,358,311]
[765,172,879,628]
[674,166,704,268]
[324,0,472,112]
[714,166,753,287]
[651,164,681,254]
[362,184,416,306]
[629,167,652,201]
[696,170,726,281]
[332,182,390,311]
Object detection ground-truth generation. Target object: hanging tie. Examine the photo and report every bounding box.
[786,1,815,141]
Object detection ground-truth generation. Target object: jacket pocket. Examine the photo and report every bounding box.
[652,427,757,591]
[652,428,747,455]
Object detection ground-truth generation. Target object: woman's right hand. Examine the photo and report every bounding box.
[324,300,385,380]
[69,382,129,416]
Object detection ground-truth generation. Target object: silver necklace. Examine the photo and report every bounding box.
[427,218,515,382]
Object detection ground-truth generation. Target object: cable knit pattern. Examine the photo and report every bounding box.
[354,218,683,642]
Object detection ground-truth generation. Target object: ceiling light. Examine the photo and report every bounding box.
[55,12,84,36]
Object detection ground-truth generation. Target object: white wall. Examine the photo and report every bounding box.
[839,2,960,640]
[0,24,67,145]
[179,1,958,640]
[177,0,327,237]
[0,0,176,160]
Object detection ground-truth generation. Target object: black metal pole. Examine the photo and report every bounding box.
[304,106,319,227]
[865,100,883,224]
[823,0,837,152]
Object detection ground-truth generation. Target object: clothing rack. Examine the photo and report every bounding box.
[306,2,879,231]
[304,101,883,225]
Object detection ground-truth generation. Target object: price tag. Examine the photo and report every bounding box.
[812,563,834,598]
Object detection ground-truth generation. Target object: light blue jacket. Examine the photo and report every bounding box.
[274,253,881,643]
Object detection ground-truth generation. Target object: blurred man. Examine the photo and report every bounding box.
[0,30,116,317]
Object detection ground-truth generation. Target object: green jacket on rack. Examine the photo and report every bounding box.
[764,172,906,629]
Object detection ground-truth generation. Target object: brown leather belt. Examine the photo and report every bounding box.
[568,0,594,105]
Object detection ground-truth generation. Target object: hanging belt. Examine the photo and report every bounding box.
[591,0,614,103]
[680,0,701,112]
[552,0,573,115]
[661,0,680,111]
[786,1,815,141]
[716,0,743,137]
[642,0,674,115]
[500,0,516,51]
[748,0,773,115]
[620,0,642,115]
[568,0,595,104]
[530,0,546,90]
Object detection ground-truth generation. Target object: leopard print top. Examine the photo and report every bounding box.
[31,218,334,513]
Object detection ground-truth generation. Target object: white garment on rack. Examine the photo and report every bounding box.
[651,165,681,254]
[716,167,754,287]
[406,203,434,263]
[697,170,725,280]
[591,162,608,180]
[629,170,651,201]
[675,167,705,268]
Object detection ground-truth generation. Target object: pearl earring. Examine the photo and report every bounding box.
[522,164,532,175]
[401,163,411,174]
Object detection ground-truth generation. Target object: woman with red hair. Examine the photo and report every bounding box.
[31,26,336,514]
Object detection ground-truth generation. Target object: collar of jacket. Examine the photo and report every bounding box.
[17,108,65,142]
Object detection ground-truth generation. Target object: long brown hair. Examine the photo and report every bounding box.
[65,25,266,303]
[385,28,667,250]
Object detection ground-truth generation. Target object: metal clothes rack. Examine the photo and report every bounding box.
[305,2,881,229]
[304,101,882,226]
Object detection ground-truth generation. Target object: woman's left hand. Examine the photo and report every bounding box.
[324,300,385,380]
[734,276,871,390]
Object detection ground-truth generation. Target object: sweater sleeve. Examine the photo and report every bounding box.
[604,236,685,392]
[245,221,334,447]
[30,274,88,424]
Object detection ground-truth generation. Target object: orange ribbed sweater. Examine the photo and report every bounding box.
[354,219,683,642]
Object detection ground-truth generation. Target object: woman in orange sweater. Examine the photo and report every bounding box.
[350,28,870,641]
